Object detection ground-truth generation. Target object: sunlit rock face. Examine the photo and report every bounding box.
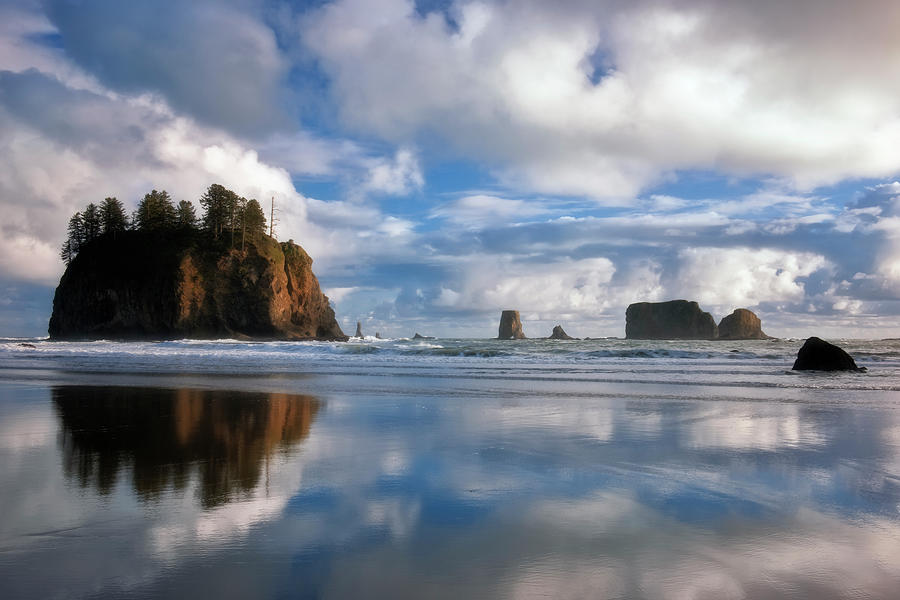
[792,337,865,372]
[53,386,320,507]
[625,300,718,340]
[498,310,526,339]
[48,231,345,340]
[717,308,770,340]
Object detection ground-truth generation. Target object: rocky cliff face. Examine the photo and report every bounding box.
[49,231,346,340]
[497,310,526,339]
[717,308,769,340]
[625,300,718,340]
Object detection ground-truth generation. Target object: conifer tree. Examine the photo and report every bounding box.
[238,198,267,250]
[134,190,176,230]
[61,211,84,265]
[175,200,198,229]
[99,197,128,235]
[199,184,238,240]
[81,203,102,242]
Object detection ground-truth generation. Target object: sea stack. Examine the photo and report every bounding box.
[717,308,770,340]
[625,300,718,340]
[355,321,363,338]
[48,231,346,341]
[498,310,526,339]
[792,337,865,372]
[548,325,575,340]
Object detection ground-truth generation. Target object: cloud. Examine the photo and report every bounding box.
[430,194,552,228]
[362,147,424,196]
[432,255,616,318]
[43,0,289,136]
[0,68,309,284]
[303,0,900,199]
[672,247,830,311]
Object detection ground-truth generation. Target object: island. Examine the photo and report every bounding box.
[625,300,718,340]
[497,310,526,339]
[625,300,768,340]
[48,185,346,341]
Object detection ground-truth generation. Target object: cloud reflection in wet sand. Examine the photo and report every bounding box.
[3,383,900,598]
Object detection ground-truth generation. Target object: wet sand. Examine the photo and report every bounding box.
[1,365,899,598]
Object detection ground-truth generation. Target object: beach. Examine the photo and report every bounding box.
[2,337,900,598]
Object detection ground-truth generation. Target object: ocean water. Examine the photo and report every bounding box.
[1,337,899,598]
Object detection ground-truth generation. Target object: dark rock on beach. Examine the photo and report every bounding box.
[792,337,865,372]
[48,230,346,341]
[548,325,575,340]
[717,308,770,340]
[625,300,718,340]
[498,310,526,339]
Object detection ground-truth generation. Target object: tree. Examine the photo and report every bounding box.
[61,211,84,265]
[82,203,102,242]
[100,197,128,235]
[175,200,198,229]
[199,184,238,240]
[239,198,266,250]
[134,190,176,230]
[60,238,75,265]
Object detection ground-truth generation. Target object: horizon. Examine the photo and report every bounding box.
[2,1,900,339]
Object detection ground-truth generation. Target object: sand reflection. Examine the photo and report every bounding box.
[53,386,320,507]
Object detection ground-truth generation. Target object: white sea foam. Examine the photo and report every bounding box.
[2,338,899,395]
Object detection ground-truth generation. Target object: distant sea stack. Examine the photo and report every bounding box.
[548,325,575,340]
[792,337,865,372]
[625,300,718,340]
[498,310,526,339]
[355,321,363,338]
[48,230,346,341]
[717,308,770,340]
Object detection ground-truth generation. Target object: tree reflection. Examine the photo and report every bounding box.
[53,386,320,508]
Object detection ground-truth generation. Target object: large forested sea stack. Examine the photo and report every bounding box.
[49,185,346,341]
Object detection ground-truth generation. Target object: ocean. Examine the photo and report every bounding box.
[1,336,899,598]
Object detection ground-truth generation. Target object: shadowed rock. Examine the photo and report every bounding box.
[792,337,865,372]
[498,310,526,339]
[412,333,435,340]
[375,332,382,339]
[718,308,770,340]
[548,325,575,340]
[355,321,363,338]
[625,300,718,340]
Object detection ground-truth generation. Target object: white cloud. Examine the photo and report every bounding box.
[362,147,424,196]
[303,0,900,200]
[434,255,617,317]
[672,247,830,311]
[430,194,551,228]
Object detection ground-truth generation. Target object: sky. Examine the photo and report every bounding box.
[1,0,900,339]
